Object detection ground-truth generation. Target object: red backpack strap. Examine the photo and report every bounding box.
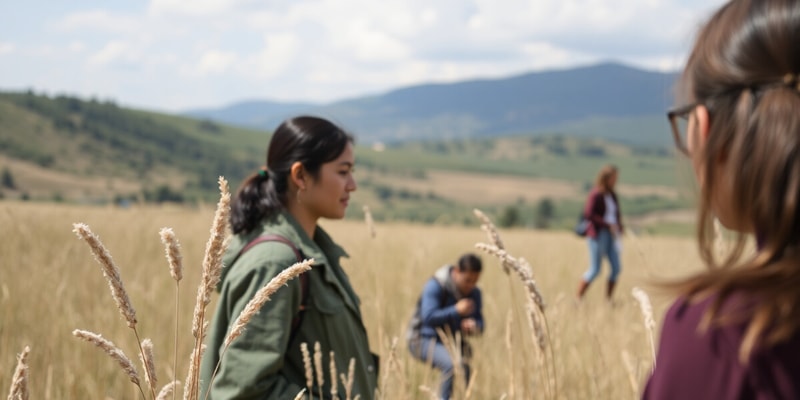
[234,234,310,345]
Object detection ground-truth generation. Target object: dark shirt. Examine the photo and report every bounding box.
[583,188,623,238]
[643,295,800,400]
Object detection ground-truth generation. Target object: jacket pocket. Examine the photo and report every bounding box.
[311,290,346,315]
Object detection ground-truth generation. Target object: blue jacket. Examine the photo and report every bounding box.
[408,265,484,341]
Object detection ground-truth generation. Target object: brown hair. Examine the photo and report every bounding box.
[594,164,618,193]
[675,0,800,362]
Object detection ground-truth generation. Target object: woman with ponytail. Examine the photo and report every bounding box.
[200,116,378,399]
[645,0,800,398]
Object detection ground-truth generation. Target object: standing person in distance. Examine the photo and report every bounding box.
[407,253,485,400]
[576,164,624,301]
[645,0,800,398]
[199,116,378,399]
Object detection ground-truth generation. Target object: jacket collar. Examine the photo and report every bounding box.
[220,210,350,286]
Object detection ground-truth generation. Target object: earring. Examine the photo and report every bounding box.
[296,188,304,205]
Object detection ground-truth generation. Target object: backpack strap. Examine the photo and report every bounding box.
[407,268,452,341]
[433,264,453,305]
[233,234,309,347]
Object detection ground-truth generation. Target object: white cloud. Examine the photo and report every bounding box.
[3,0,730,110]
[53,10,139,33]
[87,41,135,68]
[0,42,15,56]
[179,50,238,77]
[243,33,300,80]
[196,50,237,75]
[340,21,411,63]
[68,41,86,53]
[147,0,256,17]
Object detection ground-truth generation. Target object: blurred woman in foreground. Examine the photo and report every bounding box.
[645,0,800,398]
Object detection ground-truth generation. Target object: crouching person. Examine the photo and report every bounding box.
[407,253,484,400]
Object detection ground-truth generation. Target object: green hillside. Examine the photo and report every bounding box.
[352,135,693,231]
[0,91,693,234]
[358,135,681,185]
[0,91,266,202]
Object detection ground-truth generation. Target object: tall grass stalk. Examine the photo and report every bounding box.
[473,208,556,399]
[159,227,183,400]
[504,311,515,400]
[313,342,324,400]
[379,337,406,397]
[7,345,30,400]
[156,381,180,400]
[363,205,376,238]
[329,351,338,400]
[223,260,314,347]
[631,287,656,367]
[185,177,230,400]
[72,223,155,399]
[621,350,639,395]
[340,357,356,400]
[434,328,467,400]
[72,330,145,399]
[139,339,157,396]
[71,223,137,329]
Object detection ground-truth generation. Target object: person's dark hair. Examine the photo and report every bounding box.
[672,0,800,362]
[230,116,354,234]
[456,253,482,273]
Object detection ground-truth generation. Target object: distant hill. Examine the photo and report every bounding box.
[0,91,266,203]
[184,100,317,129]
[186,62,678,146]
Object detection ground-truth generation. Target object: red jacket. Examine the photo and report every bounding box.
[583,188,623,238]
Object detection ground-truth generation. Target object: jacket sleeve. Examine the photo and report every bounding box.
[473,289,485,333]
[420,279,458,327]
[585,191,608,229]
[208,249,305,400]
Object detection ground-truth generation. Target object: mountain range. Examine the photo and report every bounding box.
[186,62,679,145]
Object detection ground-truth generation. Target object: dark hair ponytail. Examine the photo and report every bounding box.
[230,116,354,234]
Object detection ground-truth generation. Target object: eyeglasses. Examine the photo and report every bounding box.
[666,103,697,156]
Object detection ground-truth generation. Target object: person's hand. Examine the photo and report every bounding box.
[461,318,478,334]
[454,298,475,316]
[610,224,620,236]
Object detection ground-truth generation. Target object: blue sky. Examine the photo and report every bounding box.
[0,0,727,112]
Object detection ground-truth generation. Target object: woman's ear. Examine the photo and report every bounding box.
[289,161,306,190]
[695,105,711,144]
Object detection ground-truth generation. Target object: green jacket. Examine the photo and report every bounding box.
[199,211,378,399]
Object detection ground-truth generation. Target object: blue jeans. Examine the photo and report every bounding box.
[408,337,471,400]
[583,228,621,283]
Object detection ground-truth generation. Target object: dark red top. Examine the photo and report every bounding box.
[583,188,623,238]
[643,295,800,400]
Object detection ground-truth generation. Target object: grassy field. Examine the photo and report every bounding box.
[0,201,706,399]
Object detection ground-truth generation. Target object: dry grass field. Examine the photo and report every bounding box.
[0,200,706,399]
[362,169,681,206]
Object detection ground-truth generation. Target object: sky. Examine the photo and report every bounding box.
[0,0,728,112]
